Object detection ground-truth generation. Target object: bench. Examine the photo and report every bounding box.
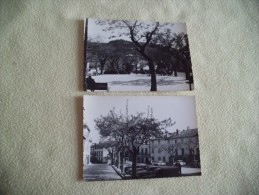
[86,82,108,91]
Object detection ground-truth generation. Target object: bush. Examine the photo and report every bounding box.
[104,70,118,74]
[119,70,127,74]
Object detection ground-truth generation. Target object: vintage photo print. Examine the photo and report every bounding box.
[83,95,201,181]
[84,18,194,92]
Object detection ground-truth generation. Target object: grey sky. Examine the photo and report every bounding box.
[87,18,187,43]
[83,96,197,143]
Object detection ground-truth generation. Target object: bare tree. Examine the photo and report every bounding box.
[95,19,174,91]
[87,38,111,74]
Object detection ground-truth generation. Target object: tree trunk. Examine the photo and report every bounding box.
[120,149,124,173]
[116,62,120,73]
[131,147,138,179]
[149,60,157,91]
[100,64,104,74]
[136,49,157,91]
[115,152,119,167]
[173,70,178,77]
[111,152,114,165]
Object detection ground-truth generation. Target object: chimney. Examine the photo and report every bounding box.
[176,129,179,135]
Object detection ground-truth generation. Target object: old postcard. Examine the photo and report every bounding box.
[84,18,194,92]
[83,95,201,181]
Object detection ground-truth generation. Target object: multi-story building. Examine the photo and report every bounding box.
[89,128,200,165]
[90,143,109,163]
[137,128,200,164]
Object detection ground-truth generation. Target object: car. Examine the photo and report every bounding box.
[157,161,166,166]
[136,166,180,178]
[173,160,186,166]
[124,163,148,175]
[136,166,161,178]
[152,161,166,166]
[123,163,132,173]
[156,166,180,178]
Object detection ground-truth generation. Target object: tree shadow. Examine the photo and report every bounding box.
[109,77,185,87]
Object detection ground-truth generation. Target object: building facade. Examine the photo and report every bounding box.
[137,128,200,164]
[83,124,91,166]
[90,143,109,163]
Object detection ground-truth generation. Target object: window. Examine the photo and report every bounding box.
[158,157,161,161]
[151,157,154,161]
[141,148,144,154]
[145,148,148,154]
[181,148,184,155]
[152,147,154,153]
[175,149,178,156]
[167,139,170,144]
[175,139,178,144]
[163,156,166,162]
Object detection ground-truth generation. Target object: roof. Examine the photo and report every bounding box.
[167,128,198,138]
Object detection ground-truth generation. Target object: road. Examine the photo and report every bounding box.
[181,167,201,176]
[83,164,122,181]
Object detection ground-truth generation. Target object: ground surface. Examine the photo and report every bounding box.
[91,73,192,91]
[181,167,201,175]
[84,163,201,181]
[84,164,122,181]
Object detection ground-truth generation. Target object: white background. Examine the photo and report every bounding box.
[0,0,258,194]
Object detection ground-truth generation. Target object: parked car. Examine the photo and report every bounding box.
[152,161,166,166]
[136,166,161,178]
[157,161,166,166]
[123,163,132,173]
[189,160,200,168]
[124,163,147,175]
[173,160,186,166]
[137,166,180,178]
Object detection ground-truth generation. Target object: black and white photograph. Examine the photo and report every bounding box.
[83,95,201,181]
[84,18,194,92]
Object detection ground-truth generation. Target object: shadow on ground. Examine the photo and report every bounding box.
[110,77,186,87]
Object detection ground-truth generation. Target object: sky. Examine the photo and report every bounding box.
[87,18,188,43]
[83,95,198,143]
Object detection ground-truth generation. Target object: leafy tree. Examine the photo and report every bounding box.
[152,30,192,79]
[99,138,119,165]
[94,101,174,178]
[184,137,199,161]
[160,141,182,163]
[107,52,120,72]
[95,109,127,169]
[125,113,173,178]
[87,38,111,74]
